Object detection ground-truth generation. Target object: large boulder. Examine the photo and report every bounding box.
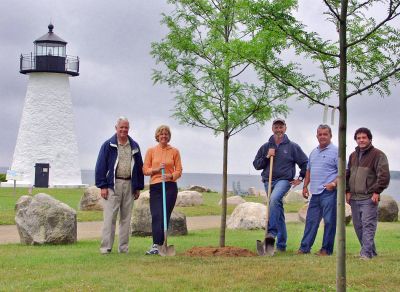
[298,202,352,225]
[169,211,188,236]
[15,193,77,245]
[218,195,246,206]
[248,187,257,196]
[176,191,203,207]
[131,204,187,236]
[136,190,150,207]
[79,186,103,211]
[227,202,266,230]
[186,185,210,193]
[284,190,307,204]
[378,195,399,222]
[131,204,153,236]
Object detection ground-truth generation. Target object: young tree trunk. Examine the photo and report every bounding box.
[219,131,229,247]
[337,1,348,291]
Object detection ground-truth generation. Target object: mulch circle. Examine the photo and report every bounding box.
[184,246,257,257]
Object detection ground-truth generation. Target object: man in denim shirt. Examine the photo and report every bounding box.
[298,124,338,256]
[253,119,308,251]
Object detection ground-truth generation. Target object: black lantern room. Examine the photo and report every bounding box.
[20,24,79,76]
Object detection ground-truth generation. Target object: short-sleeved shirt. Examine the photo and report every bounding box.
[308,143,338,195]
[116,140,131,178]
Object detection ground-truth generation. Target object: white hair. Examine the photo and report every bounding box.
[115,116,129,127]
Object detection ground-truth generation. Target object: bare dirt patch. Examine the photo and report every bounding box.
[184,246,257,257]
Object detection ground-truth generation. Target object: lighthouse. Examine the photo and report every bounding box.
[5,24,84,187]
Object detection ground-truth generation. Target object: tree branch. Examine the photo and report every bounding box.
[230,63,250,78]
[346,66,400,99]
[323,0,340,20]
[347,2,400,48]
[347,0,374,16]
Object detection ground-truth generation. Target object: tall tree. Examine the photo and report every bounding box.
[151,0,292,247]
[244,0,400,290]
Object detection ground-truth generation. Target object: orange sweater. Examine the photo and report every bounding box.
[143,144,183,184]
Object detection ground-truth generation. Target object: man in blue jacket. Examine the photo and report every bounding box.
[253,119,308,251]
[95,116,144,254]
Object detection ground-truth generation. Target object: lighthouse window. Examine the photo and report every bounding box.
[36,45,44,56]
[35,44,66,56]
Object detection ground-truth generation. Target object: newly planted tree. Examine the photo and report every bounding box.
[151,0,292,246]
[243,0,400,289]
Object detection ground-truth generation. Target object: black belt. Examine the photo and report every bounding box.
[116,176,131,180]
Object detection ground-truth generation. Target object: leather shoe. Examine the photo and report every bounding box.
[315,249,329,256]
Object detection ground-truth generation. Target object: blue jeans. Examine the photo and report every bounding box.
[299,189,337,254]
[264,179,291,250]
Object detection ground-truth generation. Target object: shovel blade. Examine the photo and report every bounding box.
[159,244,176,257]
[264,235,275,256]
[256,239,266,256]
[256,235,275,256]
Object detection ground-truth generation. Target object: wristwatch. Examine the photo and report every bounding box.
[298,176,304,181]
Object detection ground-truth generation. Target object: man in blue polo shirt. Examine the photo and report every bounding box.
[298,124,338,256]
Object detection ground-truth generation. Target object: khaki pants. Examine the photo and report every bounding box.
[100,179,133,253]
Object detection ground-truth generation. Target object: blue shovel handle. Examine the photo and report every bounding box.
[161,168,167,233]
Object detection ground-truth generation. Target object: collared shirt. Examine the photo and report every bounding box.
[116,140,131,178]
[308,143,338,195]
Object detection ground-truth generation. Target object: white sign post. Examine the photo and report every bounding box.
[6,170,23,196]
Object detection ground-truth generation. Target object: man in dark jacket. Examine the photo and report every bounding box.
[253,119,308,251]
[346,127,390,260]
[95,117,144,254]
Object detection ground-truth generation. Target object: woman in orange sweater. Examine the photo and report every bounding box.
[143,125,182,255]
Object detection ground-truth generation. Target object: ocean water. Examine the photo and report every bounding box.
[82,170,400,201]
[2,168,399,201]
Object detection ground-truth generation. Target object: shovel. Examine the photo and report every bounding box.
[256,155,275,256]
[158,168,176,257]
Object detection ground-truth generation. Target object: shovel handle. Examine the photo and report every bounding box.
[161,168,168,234]
[265,156,274,237]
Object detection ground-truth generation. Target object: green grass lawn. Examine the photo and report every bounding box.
[0,222,399,291]
[0,188,302,225]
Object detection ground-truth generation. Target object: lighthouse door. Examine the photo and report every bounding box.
[34,163,50,188]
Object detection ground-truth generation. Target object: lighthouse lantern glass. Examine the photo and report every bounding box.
[35,43,66,57]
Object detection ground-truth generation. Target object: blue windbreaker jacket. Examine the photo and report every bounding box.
[253,134,308,182]
[95,134,144,192]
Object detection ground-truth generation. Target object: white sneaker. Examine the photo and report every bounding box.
[145,244,159,255]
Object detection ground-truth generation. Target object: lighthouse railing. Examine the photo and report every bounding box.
[20,54,79,75]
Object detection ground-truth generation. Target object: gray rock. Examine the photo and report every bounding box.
[176,191,203,207]
[378,195,399,222]
[79,186,103,211]
[227,202,266,230]
[131,203,188,237]
[345,203,352,225]
[218,195,246,206]
[248,187,257,196]
[298,204,308,223]
[169,211,188,236]
[136,190,150,207]
[298,202,352,225]
[186,185,210,192]
[284,190,307,204]
[131,204,152,236]
[15,193,77,245]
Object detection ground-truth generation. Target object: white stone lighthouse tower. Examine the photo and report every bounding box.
[7,24,83,187]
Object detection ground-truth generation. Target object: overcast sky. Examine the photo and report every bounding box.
[0,0,399,175]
